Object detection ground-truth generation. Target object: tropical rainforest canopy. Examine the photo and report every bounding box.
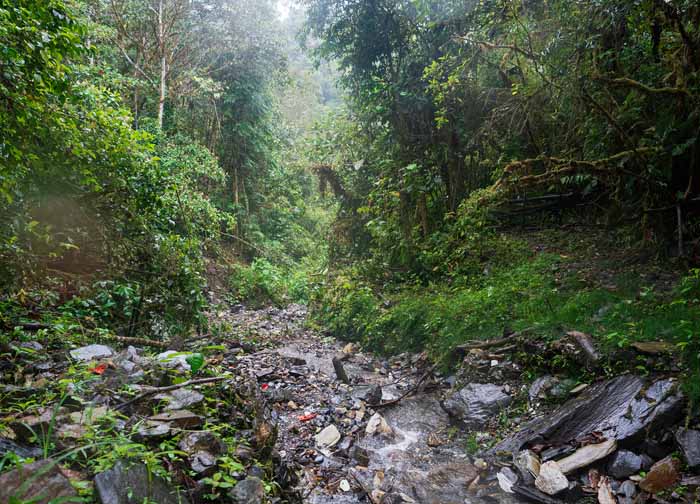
[1,0,700,502]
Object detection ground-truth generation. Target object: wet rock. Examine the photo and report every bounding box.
[541,445,575,462]
[315,424,341,449]
[350,445,370,466]
[70,343,114,361]
[412,462,479,504]
[0,437,43,458]
[675,428,700,468]
[178,431,226,455]
[332,356,350,384]
[229,476,264,504]
[535,461,569,495]
[515,449,541,483]
[607,450,645,479]
[365,412,393,436]
[353,384,382,404]
[497,467,519,493]
[556,439,617,474]
[149,410,203,429]
[442,383,511,428]
[639,456,681,494]
[94,460,190,504]
[597,476,616,504]
[491,376,684,456]
[156,388,204,410]
[513,484,565,504]
[191,451,218,476]
[0,459,77,504]
[619,480,636,499]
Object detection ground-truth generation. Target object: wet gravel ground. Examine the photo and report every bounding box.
[204,303,522,504]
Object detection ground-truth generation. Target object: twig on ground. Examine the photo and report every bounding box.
[371,362,440,408]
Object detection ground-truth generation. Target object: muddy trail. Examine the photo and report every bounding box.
[2,302,698,504]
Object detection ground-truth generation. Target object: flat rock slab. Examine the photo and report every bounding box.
[94,460,190,504]
[535,461,569,495]
[491,376,684,456]
[442,383,512,428]
[156,388,204,410]
[70,344,114,361]
[0,459,78,504]
[639,456,681,494]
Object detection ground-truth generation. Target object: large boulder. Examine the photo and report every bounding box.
[490,376,684,456]
[442,383,512,428]
[94,460,190,504]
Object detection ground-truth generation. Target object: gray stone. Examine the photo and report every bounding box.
[608,449,645,479]
[675,428,700,468]
[190,451,218,475]
[178,431,226,455]
[94,460,190,504]
[70,344,114,361]
[555,439,617,474]
[0,437,43,459]
[535,461,569,495]
[352,384,382,404]
[0,459,77,504]
[157,388,204,410]
[619,480,637,499]
[442,383,511,427]
[149,410,203,429]
[315,424,341,448]
[136,421,171,440]
[229,476,264,504]
[491,376,684,456]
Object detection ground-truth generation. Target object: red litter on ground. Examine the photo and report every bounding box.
[298,413,317,422]
[89,363,108,375]
[261,383,269,391]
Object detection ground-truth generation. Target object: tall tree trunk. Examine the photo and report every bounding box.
[157,0,166,129]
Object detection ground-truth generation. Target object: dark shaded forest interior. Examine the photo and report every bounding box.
[1,0,700,503]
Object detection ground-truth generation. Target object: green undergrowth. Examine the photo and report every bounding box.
[226,255,324,308]
[312,243,700,405]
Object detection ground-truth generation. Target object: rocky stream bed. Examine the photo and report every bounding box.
[1,303,699,504]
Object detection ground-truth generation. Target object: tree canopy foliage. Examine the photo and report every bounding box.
[303,0,700,277]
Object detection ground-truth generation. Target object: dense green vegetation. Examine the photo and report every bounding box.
[299,0,700,401]
[0,0,333,344]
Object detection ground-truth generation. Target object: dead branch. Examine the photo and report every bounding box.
[599,77,691,98]
[370,362,439,408]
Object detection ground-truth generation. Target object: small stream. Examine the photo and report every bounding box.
[227,304,522,504]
